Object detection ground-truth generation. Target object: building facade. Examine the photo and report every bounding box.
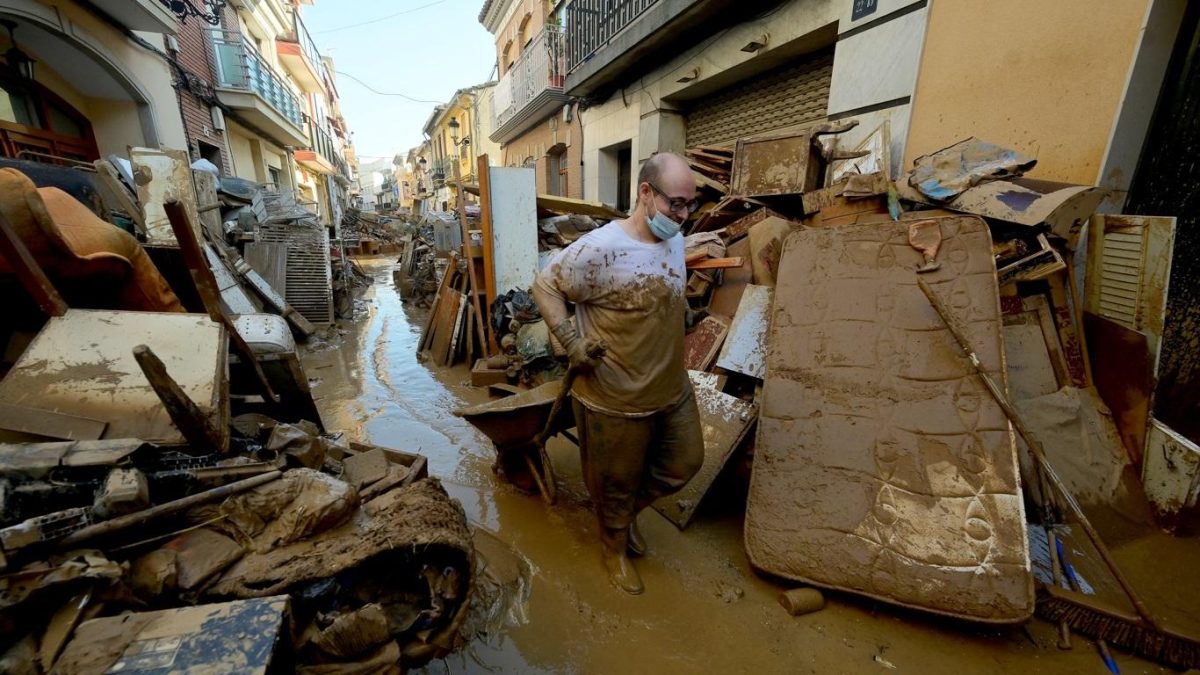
[0,0,186,162]
[422,83,498,212]
[479,0,582,199]
[562,0,1184,214]
[207,0,356,227]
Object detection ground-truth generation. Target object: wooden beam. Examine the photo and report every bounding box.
[687,256,746,270]
[475,154,497,355]
[0,209,67,317]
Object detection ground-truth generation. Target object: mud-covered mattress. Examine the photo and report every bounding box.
[745,215,1034,623]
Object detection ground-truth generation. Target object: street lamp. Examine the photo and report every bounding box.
[1,20,36,81]
[448,116,460,146]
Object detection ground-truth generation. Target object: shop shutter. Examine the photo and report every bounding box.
[685,50,833,148]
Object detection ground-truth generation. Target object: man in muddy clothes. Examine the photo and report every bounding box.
[532,152,703,595]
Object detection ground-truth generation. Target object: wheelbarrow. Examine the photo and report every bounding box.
[454,379,578,505]
[456,341,605,505]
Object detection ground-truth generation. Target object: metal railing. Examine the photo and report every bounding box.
[566,0,659,72]
[430,158,452,186]
[493,26,567,130]
[287,10,322,70]
[210,29,304,128]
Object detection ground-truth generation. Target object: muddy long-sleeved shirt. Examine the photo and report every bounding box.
[534,221,689,417]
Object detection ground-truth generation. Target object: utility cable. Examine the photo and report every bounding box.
[336,71,443,103]
[312,0,449,34]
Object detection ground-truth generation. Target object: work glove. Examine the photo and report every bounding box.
[551,320,606,373]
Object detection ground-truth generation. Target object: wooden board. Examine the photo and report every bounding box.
[684,315,731,371]
[709,238,752,319]
[431,287,464,366]
[1002,320,1060,402]
[715,284,772,379]
[0,309,226,444]
[687,257,744,270]
[193,169,222,242]
[130,146,201,247]
[723,207,789,242]
[1085,311,1152,465]
[244,242,288,296]
[0,402,107,441]
[93,159,145,236]
[653,371,756,529]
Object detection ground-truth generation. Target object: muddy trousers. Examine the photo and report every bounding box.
[572,390,704,532]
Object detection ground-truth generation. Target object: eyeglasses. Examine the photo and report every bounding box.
[647,182,699,215]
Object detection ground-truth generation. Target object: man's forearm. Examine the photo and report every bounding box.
[532,282,569,331]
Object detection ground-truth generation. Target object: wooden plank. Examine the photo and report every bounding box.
[1086,312,1152,465]
[192,170,222,243]
[0,208,67,316]
[1024,294,1071,389]
[724,208,788,242]
[1046,272,1089,388]
[685,149,734,165]
[709,239,752,318]
[715,284,772,379]
[244,242,288,297]
[687,256,745,270]
[475,155,497,355]
[692,171,729,195]
[0,402,107,441]
[419,257,457,352]
[684,315,731,371]
[653,371,757,529]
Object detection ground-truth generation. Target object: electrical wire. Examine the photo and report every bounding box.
[312,0,449,34]
[335,71,443,103]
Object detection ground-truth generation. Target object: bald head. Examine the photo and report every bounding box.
[635,152,696,221]
[638,152,691,188]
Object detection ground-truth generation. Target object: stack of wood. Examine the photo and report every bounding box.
[685,146,733,196]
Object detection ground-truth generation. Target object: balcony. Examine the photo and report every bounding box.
[210,30,309,148]
[564,0,784,97]
[295,122,338,174]
[96,0,177,34]
[490,26,569,145]
[277,11,325,93]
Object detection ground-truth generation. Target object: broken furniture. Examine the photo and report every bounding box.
[0,309,227,448]
[0,168,183,314]
[745,215,1034,623]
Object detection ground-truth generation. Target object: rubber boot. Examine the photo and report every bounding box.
[627,519,646,558]
[601,527,644,595]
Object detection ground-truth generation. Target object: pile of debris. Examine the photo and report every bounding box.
[0,158,479,671]
[341,208,408,256]
[455,120,1196,668]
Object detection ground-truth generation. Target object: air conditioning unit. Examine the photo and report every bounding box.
[211,107,226,132]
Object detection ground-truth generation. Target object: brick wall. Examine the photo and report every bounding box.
[500,103,582,199]
[172,15,231,172]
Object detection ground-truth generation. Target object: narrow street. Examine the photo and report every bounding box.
[301,257,1181,675]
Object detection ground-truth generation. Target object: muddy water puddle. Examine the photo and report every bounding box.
[302,257,1185,674]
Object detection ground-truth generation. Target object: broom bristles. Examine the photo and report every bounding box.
[1038,592,1200,670]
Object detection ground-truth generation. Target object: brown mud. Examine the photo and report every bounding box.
[301,257,1196,674]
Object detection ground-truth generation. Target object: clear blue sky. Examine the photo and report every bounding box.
[303,0,497,164]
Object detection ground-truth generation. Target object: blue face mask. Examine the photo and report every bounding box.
[648,208,681,241]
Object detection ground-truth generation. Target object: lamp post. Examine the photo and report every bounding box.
[1,20,36,81]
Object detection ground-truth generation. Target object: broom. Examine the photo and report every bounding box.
[917,277,1200,670]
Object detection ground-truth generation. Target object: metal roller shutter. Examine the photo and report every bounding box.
[685,50,833,148]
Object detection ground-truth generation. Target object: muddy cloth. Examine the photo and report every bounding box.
[534,222,688,416]
[907,137,1037,202]
[573,391,703,530]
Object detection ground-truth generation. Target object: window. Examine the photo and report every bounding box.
[0,75,98,162]
[268,166,281,187]
[198,141,223,171]
[547,144,567,196]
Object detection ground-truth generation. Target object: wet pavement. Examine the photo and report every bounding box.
[301,257,1189,674]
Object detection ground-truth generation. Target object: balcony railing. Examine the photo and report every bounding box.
[287,11,322,71]
[494,26,567,130]
[210,29,304,127]
[566,0,658,73]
